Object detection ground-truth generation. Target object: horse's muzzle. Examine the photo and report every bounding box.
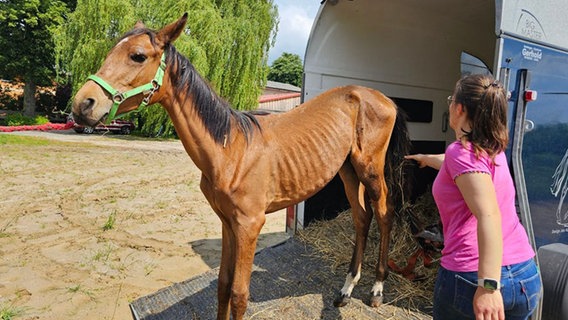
[72,98,108,126]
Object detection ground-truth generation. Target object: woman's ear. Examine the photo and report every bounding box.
[455,103,466,116]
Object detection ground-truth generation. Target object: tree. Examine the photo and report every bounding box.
[54,0,137,95]
[0,0,69,117]
[56,0,278,137]
[267,52,303,88]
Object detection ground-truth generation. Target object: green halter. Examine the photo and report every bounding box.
[87,52,166,124]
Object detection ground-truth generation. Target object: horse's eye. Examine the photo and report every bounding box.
[130,53,147,63]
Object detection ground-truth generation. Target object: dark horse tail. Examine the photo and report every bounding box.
[385,108,412,216]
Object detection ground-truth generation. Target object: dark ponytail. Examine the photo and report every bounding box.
[453,74,509,159]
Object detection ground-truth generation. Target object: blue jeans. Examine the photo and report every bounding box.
[433,259,542,320]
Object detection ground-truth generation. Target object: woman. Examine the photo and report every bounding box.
[406,74,541,320]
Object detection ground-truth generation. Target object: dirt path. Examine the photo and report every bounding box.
[0,130,288,320]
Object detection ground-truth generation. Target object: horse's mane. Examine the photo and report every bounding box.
[166,44,261,145]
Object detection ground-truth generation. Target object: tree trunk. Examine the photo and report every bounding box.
[23,80,37,118]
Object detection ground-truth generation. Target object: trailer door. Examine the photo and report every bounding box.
[502,37,568,249]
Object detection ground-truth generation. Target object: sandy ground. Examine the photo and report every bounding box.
[0,130,289,320]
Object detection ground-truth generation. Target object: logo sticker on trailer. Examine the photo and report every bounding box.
[522,45,543,62]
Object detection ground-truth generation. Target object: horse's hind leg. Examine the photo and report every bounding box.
[334,162,373,307]
[367,170,393,307]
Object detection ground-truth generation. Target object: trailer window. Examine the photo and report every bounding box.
[461,52,492,76]
[391,97,433,123]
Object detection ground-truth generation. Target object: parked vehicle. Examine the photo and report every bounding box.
[73,119,135,135]
[287,1,568,319]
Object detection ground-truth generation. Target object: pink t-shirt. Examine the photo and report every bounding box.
[432,141,535,272]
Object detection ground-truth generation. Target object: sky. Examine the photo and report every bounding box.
[268,0,320,64]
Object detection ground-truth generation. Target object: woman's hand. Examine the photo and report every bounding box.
[473,287,505,320]
[404,154,445,170]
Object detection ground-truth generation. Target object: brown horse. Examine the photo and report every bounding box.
[72,14,410,320]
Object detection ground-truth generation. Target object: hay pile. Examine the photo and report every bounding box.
[296,191,441,313]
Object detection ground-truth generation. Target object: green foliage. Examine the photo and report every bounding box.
[3,114,49,126]
[137,104,178,138]
[268,52,303,87]
[0,303,24,320]
[207,0,278,109]
[0,0,70,117]
[0,0,68,85]
[55,0,278,138]
[54,0,137,93]
[103,211,116,231]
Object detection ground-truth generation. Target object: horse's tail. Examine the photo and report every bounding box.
[385,108,412,216]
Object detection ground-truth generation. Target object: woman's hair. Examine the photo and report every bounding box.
[453,74,509,159]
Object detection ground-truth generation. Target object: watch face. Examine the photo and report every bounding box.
[483,279,499,290]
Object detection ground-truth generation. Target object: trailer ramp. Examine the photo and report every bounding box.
[130,238,432,319]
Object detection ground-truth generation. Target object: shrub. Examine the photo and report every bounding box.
[4,114,50,126]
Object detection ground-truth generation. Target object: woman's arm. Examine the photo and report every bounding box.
[455,172,505,320]
[404,154,445,170]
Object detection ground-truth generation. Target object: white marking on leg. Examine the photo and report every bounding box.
[371,281,384,297]
[340,269,361,297]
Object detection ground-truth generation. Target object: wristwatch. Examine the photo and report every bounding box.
[477,278,501,291]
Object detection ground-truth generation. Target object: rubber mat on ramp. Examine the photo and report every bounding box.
[129,238,432,320]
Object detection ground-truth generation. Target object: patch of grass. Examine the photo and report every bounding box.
[0,215,19,239]
[0,135,52,146]
[66,284,96,300]
[102,211,117,231]
[155,201,168,209]
[0,134,79,148]
[67,284,81,293]
[144,262,157,276]
[0,303,25,320]
[92,242,116,263]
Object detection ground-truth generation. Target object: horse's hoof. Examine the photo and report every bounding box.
[370,295,383,308]
[333,294,351,307]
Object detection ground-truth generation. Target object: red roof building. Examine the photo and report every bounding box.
[258,81,301,112]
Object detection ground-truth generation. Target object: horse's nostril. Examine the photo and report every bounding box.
[80,98,95,113]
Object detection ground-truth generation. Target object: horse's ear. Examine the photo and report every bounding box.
[156,13,188,48]
[134,21,145,29]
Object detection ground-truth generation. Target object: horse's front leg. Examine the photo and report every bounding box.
[370,191,394,307]
[217,224,234,320]
[229,212,265,320]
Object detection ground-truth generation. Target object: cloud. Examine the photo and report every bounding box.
[269,1,319,63]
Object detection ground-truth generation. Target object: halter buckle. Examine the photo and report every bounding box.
[113,93,125,103]
[142,80,161,104]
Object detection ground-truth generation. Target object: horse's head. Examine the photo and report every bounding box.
[72,14,187,126]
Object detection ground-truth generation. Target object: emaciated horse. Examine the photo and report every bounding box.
[72,14,410,320]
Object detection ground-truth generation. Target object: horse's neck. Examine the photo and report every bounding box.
[158,65,247,181]
[163,98,236,177]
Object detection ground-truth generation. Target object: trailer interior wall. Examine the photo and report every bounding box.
[304,0,496,144]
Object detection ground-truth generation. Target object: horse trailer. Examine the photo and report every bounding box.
[287,1,568,319]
